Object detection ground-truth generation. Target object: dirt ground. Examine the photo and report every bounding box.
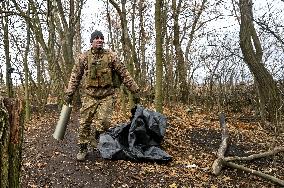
[21,104,284,188]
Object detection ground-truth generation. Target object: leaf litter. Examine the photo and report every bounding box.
[21,103,284,187]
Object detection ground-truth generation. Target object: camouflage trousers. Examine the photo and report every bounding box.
[78,94,115,147]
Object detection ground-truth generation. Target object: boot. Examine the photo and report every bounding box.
[77,143,88,161]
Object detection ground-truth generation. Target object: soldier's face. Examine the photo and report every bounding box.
[92,36,104,49]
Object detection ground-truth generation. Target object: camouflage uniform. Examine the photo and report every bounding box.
[66,48,139,146]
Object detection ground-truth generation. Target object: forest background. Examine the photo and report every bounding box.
[1,0,284,187]
[0,0,284,134]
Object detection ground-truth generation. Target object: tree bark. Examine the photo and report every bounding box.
[1,0,13,98]
[23,6,31,121]
[154,0,163,113]
[0,98,24,188]
[106,0,114,51]
[138,0,146,89]
[172,0,187,103]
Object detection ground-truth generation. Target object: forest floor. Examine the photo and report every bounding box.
[20,102,284,188]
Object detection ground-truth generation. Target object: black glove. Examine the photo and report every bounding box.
[133,92,141,104]
[64,94,73,105]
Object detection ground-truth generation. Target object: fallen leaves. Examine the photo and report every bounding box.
[20,103,284,187]
[169,182,177,188]
[23,162,32,167]
[36,162,47,168]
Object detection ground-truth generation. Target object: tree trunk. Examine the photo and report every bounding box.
[0,98,24,188]
[34,40,44,107]
[161,0,173,105]
[106,0,114,51]
[125,0,135,108]
[239,0,282,130]
[138,0,146,88]
[155,0,163,112]
[1,0,13,98]
[23,7,31,121]
[131,0,141,85]
[172,0,187,103]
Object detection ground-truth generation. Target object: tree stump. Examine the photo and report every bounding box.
[0,98,24,188]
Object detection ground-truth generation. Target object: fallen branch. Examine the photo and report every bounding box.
[211,112,284,186]
[212,113,228,175]
[226,162,284,186]
[225,147,284,162]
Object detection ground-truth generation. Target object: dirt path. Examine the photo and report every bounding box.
[21,105,284,187]
[21,106,118,187]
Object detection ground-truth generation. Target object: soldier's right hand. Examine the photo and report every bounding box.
[64,94,73,105]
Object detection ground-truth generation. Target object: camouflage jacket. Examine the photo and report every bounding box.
[65,48,139,98]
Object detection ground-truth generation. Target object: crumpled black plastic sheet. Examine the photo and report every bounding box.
[97,105,172,162]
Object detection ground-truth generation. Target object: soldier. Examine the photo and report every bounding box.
[65,30,140,161]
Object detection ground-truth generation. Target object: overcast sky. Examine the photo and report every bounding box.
[81,0,107,51]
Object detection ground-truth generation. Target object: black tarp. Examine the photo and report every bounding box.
[97,105,172,162]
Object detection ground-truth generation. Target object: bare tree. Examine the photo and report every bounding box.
[1,0,13,97]
[23,5,31,121]
[155,0,163,112]
[239,0,282,131]
[172,0,187,103]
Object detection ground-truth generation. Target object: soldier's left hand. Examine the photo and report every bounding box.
[64,94,73,105]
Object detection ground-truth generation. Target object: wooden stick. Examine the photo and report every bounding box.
[212,112,229,175]
[211,112,284,186]
[224,147,284,162]
[225,162,284,186]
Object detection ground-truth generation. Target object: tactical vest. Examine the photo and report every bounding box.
[85,49,113,88]
[84,49,122,89]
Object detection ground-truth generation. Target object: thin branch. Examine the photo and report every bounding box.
[255,19,284,46]
[226,162,284,186]
[225,147,284,162]
[212,112,229,175]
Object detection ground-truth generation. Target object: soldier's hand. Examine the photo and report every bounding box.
[64,94,73,105]
[133,92,141,104]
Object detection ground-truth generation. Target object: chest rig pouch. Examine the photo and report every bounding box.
[86,50,113,88]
